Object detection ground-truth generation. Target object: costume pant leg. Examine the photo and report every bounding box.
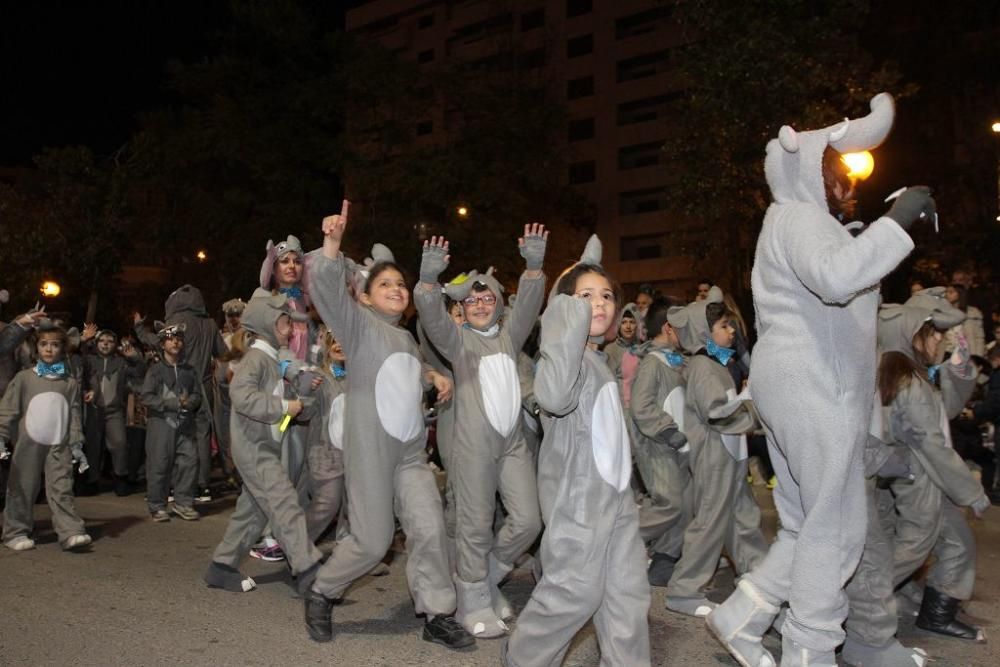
[105,411,129,477]
[172,431,198,508]
[492,439,542,568]
[726,459,768,574]
[83,406,105,484]
[212,486,270,567]
[214,383,235,476]
[394,455,457,616]
[44,445,86,542]
[844,478,898,649]
[666,437,739,599]
[891,475,943,588]
[590,503,652,666]
[926,501,976,600]
[144,419,175,513]
[305,442,344,543]
[2,440,46,543]
[744,411,868,653]
[194,383,213,489]
[453,446,501,583]
[635,444,690,558]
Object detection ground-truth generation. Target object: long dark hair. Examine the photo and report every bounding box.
[878,351,922,405]
[822,146,856,219]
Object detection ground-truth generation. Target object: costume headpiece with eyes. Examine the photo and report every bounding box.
[444,267,505,331]
[260,235,310,305]
[240,288,309,348]
[155,322,187,340]
[877,287,966,363]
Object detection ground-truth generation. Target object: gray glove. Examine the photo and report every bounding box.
[666,429,688,451]
[419,243,449,284]
[971,494,990,519]
[71,443,90,473]
[519,231,548,271]
[0,439,9,461]
[877,446,914,481]
[884,186,936,231]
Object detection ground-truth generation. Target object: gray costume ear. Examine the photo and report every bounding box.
[580,234,602,266]
[371,243,395,264]
[705,285,724,304]
[443,270,480,301]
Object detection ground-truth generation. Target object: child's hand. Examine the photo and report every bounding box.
[132,312,145,325]
[71,443,90,473]
[14,305,46,328]
[0,439,9,461]
[310,375,324,391]
[120,340,138,358]
[431,372,453,403]
[287,399,304,418]
[81,323,98,341]
[83,390,95,404]
[518,223,549,271]
[179,391,189,409]
[419,236,450,285]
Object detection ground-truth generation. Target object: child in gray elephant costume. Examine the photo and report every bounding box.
[504,236,650,667]
[707,93,937,667]
[414,226,546,638]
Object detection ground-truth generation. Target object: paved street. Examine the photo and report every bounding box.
[2,487,998,666]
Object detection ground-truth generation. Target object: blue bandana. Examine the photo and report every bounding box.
[660,350,685,368]
[35,361,67,377]
[279,286,304,300]
[331,364,346,379]
[927,364,940,384]
[706,340,735,366]
[278,359,292,378]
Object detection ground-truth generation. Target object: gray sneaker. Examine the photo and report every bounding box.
[169,503,200,521]
[151,510,171,522]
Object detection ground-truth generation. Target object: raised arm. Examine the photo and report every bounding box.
[534,294,589,417]
[308,200,365,349]
[413,236,462,362]
[508,223,548,351]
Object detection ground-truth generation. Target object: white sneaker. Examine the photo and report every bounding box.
[63,534,92,551]
[6,536,36,551]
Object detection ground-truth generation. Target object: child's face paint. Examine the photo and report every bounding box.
[37,334,64,364]
[463,289,497,329]
[96,334,116,356]
[275,314,293,347]
[573,272,616,338]
[362,267,410,317]
[275,253,303,288]
[619,315,637,341]
[710,317,736,349]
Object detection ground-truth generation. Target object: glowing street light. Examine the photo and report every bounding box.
[196,249,208,262]
[40,281,61,298]
[991,121,1000,134]
[456,206,469,218]
[842,151,875,181]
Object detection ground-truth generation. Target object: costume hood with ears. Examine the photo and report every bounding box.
[347,243,396,295]
[165,284,209,318]
[877,287,966,363]
[765,93,895,209]
[222,298,246,316]
[666,286,725,354]
[260,235,310,297]
[549,234,613,344]
[619,303,640,337]
[240,287,309,348]
[443,267,506,331]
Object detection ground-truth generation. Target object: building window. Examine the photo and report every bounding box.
[417,49,435,63]
[620,233,665,261]
[567,75,594,100]
[567,118,595,142]
[619,187,666,215]
[616,7,671,40]
[418,13,435,29]
[617,49,671,83]
[452,13,514,46]
[519,48,545,69]
[618,141,664,169]
[566,0,592,18]
[416,121,433,136]
[521,8,544,31]
[566,34,593,58]
[617,91,685,125]
[568,161,596,184]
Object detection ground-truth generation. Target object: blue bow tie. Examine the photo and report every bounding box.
[706,340,735,366]
[660,350,684,368]
[35,361,67,377]
[279,286,304,300]
[927,364,940,383]
[331,364,346,379]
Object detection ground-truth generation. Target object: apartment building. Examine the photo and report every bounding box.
[346,0,699,296]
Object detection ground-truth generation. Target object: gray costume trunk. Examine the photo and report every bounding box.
[308,254,455,616]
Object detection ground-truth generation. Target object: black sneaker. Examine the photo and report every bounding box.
[423,615,475,650]
[195,488,212,503]
[304,589,334,642]
[647,552,679,587]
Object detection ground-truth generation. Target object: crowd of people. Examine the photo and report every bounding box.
[2,92,999,666]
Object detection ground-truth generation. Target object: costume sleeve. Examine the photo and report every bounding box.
[229,353,284,425]
[67,379,84,445]
[891,382,983,507]
[939,361,976,420]
[417,322,452,375]
[630,357,680,443]
[965,308,986,358]
[782,209,914,305]
[972,373,1000,423]
[507,273,546,352]
[534,294,590,417]
[0,322,30,356]
[308,253,365,354]
[413,287,462,362]
[185,368,203,412]
[0,372,24,440]
[133,321,159,350]
[140,366,179,412]
[212,326,227,360]
[687,359,756,434]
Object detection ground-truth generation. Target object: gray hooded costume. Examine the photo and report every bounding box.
[664,288,766,613]
[505,237,651,667]
[708,93,919,665]
[414,251,545,637]
[136,285,227,492]
[307,249,456,618]
[603,303,640,378]
[304,364,347,542]
[206,290,323,589]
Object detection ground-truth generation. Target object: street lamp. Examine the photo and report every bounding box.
[196,250,208,262]
[456,206,469,218]
[841,151,875,181]
[991,121,1000,134]
[40,281,61,298]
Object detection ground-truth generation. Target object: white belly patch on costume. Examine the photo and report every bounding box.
[375,352,423,443]
[478,353,522,437]
[591,382,632,492]
[25,391,70,445]
[663,386,687,434]
[328,393,346,451]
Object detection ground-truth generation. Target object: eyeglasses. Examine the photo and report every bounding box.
[462,294,497,307]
